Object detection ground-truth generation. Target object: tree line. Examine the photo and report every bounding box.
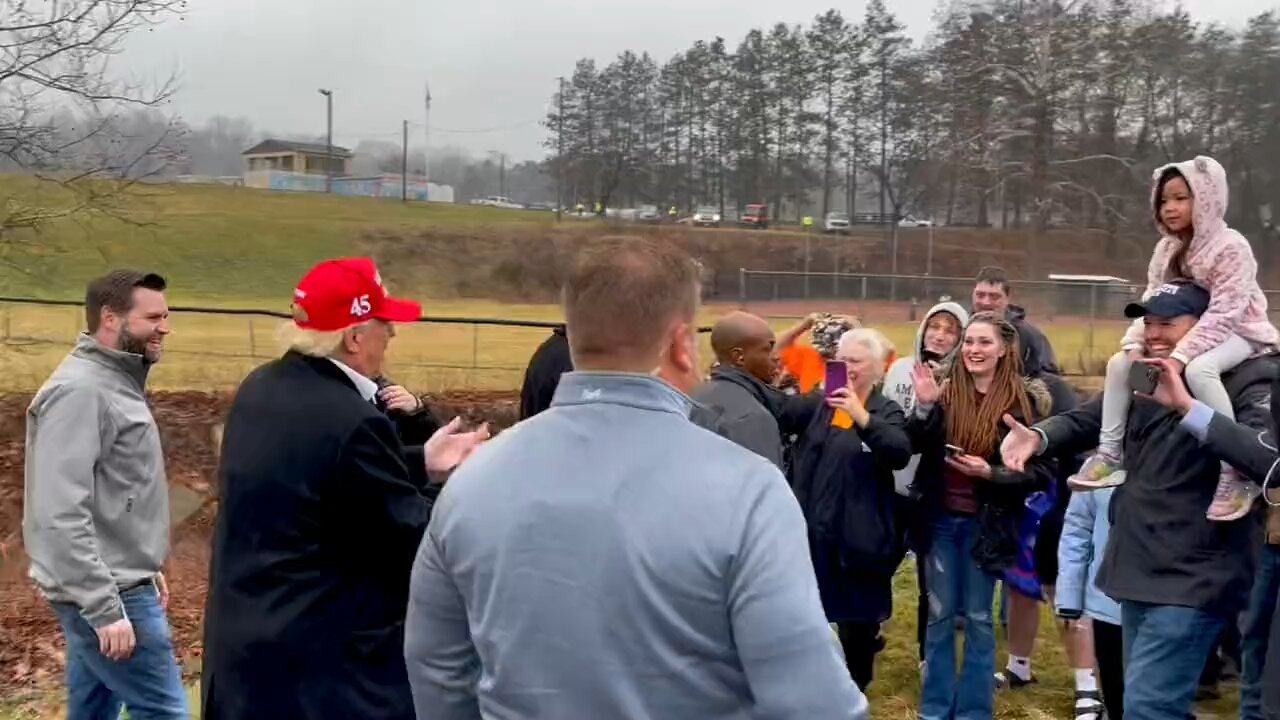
[544,0,1280,262]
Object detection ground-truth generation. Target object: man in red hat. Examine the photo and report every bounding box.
[200,257,489,720]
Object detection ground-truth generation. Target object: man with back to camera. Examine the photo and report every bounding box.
[201,257,489,720]
[404,238,869,719]
[692,310,785,467]
[24,270,188,719]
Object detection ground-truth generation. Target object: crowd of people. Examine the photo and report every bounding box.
[17,154,1280,720]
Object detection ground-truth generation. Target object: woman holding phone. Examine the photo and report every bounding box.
[767,328,913,689]
[908,312,1058,720]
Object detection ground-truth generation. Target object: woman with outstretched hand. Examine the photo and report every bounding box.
[908,312,1058,720]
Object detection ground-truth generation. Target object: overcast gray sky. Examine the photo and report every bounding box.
[119,0,1277,162]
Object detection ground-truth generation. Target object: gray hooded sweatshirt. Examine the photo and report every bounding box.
[882,301,970,496]
[23,333,169,628]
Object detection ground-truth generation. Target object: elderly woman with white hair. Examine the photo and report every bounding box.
[767,327,913,690]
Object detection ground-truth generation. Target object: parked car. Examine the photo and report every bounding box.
[824,211,851,234]
[740,203,769,229]
[637,204,661,222]
[899,215,935,227]
[692,206,721,228]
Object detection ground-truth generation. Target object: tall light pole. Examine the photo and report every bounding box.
[318,88,333,193]
[556,75,565,223]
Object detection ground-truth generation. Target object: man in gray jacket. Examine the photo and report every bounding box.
[405,238,868,719]
[692,311,784,467]
[23,270,187,719]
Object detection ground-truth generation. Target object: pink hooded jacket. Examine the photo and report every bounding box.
[1121,155,1279,364]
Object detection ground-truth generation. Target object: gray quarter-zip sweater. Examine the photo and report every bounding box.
[23,333,169,628]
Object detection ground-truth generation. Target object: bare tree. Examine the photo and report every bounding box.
[1,0,188,244]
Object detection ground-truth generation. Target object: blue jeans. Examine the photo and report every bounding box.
[50,583,188,720]
[1121,601,1226,720]
[920,514,998,720]
[1241,545,1280,720]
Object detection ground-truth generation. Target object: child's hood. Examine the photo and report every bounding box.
[1150,155,1229,248]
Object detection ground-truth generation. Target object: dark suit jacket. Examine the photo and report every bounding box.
[201,352,435,720]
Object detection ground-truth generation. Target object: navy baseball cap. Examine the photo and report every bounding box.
[1124,282,1210,319]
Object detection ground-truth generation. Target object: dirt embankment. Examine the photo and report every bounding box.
[360,223,1161,304]
[0,390,520,700]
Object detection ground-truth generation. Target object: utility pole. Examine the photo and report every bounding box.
[499,153,506,197]
[401,120,409,203]
[556,75,565,222]
[318,88,334,193]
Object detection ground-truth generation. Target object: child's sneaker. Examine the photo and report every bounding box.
[1206,469,1261,522]
[1068,453,1126,491]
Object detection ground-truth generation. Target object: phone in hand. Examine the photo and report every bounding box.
[1127,360,1160,395]
[944,444,965,456]
[824,360,848,398]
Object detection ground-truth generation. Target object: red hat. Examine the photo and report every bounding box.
[291,257,421,331]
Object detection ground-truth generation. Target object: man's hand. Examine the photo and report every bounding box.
[1138,358,1194,415]
[378,385,422,414]
[155,572,170,612]
[423,417,491,474]
[96,618,136,661]
[999,414,1042,473]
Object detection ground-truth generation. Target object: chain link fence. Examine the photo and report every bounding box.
[0,298,565,393]
[736,270,1280,376]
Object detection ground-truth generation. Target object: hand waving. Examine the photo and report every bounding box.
[912,362,941,405]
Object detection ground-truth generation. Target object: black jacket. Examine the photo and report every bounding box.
[690,365,784,467]
[373,378,441,449]
[1038,355,1277,615]
[771,389,912,622]
[1008,305,1060,375]
[776,390,914,575]
[201,353,435,720]
[519,327,573,420]
[908,378,1058,572]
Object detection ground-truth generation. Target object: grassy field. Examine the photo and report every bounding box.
[0,559,1238,719]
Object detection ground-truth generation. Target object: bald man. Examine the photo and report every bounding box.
[691,312,784,467]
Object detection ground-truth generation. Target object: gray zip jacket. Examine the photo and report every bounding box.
[23,333,169,628]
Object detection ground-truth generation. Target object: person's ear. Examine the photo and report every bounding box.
[670,323,697,375]
[342,327,362,354]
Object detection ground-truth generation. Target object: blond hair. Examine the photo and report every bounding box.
[276,320,374,358]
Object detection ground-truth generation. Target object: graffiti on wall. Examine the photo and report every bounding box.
[243,171,453,203]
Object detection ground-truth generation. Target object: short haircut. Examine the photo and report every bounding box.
[974,266,1011,295]
[85,270,167,332]
[836,328,891,382]
[563,238,701,362]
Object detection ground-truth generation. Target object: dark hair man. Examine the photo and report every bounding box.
[972,266,1059,375]
[24,270,185,718]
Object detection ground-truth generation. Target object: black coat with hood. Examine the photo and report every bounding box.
[690,365,784,467]
[519,326,573,420]
[772,390,913,622]
[1007,305,1060,376]
[908,378,1059,573]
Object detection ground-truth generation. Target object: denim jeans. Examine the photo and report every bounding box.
[50,583,188,720]
[1241,545,1280,720]
[1121,601,1226,720]
[920,514,998,720]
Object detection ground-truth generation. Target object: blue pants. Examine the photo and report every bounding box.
[920,514,998,720]
[50,584,188,720]
[1121,601,1225,720]
[1241,545,1280,720]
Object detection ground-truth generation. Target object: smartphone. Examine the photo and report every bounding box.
[944,444,965,456]
[1127,361,1160,395]
[824,360,848,398]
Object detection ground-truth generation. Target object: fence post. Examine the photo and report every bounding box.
[860,276,868,301]
[1087,283,1098,371]
[3,306,9,341]
[247,318,257,358]
[832,247,840,297]
[803,231,812,299]
[738,268,746,309]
